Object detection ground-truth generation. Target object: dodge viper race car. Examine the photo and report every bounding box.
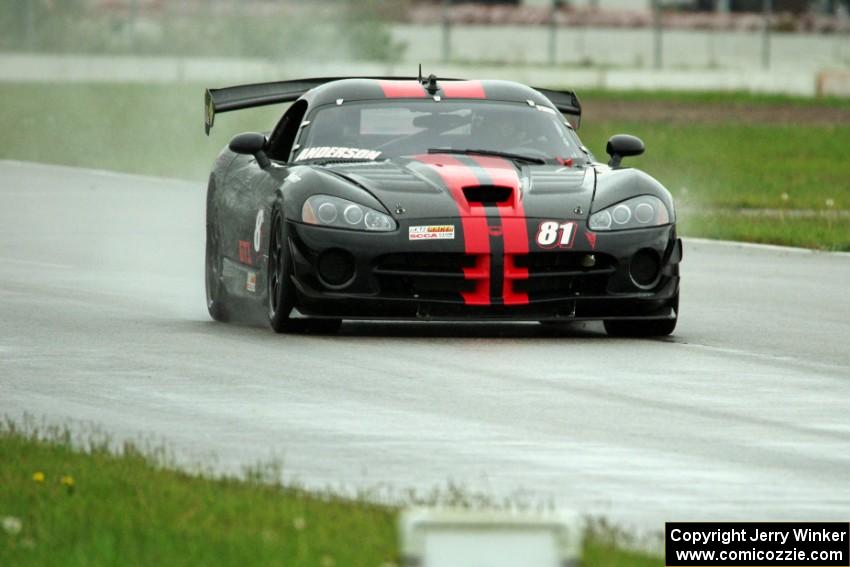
[203,75,682,336]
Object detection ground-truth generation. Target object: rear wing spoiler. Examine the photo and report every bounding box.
[205,77,359,134]
[534,88,582,129]
[204,77,582,134]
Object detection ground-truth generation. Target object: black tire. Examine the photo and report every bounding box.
[267,205,306,333]
[603,293,679,337]
[205,221,230,322]
[267,208,343,334]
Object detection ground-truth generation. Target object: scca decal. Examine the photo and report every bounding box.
[409,225,455,240]
[295,147,382,161]
[536,221,576,249]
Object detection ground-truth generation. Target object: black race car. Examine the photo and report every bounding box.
[204,75,682,336]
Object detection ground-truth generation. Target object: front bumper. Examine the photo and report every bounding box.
[287,220,681,321]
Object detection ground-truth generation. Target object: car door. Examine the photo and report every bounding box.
[219,101,311,296]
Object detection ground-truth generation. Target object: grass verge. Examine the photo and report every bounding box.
[1,82,847,250]
[679,211,850,251]
[0,422,660,566]
[0,423,397,566]
[578,121,850,212]
[573,88,850,109]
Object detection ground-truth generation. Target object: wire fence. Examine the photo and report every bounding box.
[2,0,849,72]
[428,0,850,70]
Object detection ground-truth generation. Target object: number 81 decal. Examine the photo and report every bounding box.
[535,221,576,249]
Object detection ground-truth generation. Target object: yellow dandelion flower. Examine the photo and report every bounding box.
[32,471,45,483]
[60,475,75,487]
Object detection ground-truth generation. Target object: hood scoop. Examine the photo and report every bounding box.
[463,185,513,205]
[528,168,588,194]
[334,161,438,195]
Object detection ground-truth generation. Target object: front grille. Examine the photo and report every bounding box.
[512,252,615,299]
[377,253,475,273]
[515,251,612,272]
[375,251,615,303]
[375,253,477,300]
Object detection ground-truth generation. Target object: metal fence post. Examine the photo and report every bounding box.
[24,0,35,51]
[762,0,773,69]
[548,0,558,66]
[129,0,138,53]
[652,0,663,69]
[442,0,451,63]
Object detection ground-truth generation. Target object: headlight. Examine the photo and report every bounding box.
[588,195,671,231]
[301,195,396,232]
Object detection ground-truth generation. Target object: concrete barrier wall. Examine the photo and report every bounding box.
[0,52,829,96]
[395,25,850,72]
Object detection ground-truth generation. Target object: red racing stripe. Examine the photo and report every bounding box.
[441,80,487,99]
[415,154,491,305]
[379,80,427,98]
[467,156,529,305]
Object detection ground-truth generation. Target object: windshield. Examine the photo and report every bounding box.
[294,100,587,164]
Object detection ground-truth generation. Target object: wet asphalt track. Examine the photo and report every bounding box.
[1,161,849,530]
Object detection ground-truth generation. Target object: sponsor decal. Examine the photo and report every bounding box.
[409,224,455,240]
[238,240,253,265]
[536,221,577,249]
[246,271,257,293]
[253,209,264,252]
[295,146,382,162]
[286,172,302,184]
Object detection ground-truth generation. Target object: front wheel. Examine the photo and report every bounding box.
[267,205,302,333]
[603,293,678,337]
[266,207,343,334]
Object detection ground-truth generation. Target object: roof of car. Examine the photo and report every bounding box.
[300,78,560,110]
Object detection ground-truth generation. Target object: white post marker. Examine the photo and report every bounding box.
[399,508,582,567]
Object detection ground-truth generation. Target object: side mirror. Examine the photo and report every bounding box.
[229,132,270,169]
[606,134,645,168]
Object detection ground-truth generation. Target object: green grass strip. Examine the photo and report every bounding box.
[0,423,660,566]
